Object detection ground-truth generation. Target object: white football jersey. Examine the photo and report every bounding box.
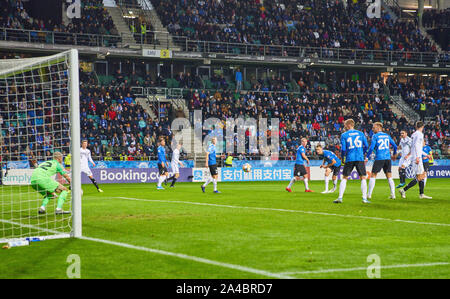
[80,147,94,169]
[399,136,412,157]
[410,131,424,160]
[171,148,180,164]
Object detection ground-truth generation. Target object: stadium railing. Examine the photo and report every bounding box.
[0,27,122,48]
[169,36,448,64]
[1,28,448,65]
[130,86,390,99]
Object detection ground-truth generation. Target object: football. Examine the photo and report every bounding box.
[242,163,252,173]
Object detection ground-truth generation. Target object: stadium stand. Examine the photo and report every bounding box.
[422,8,449,51]
[78,75,174,160]
[0,62,70,163]
[0,0,121,46]
[0,0,449,162]
[422,8,450,29]
[76,62,449,160]
[0,54,448,161]
[152,0,437,53]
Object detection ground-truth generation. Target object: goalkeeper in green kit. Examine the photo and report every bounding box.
[31,152,72,215]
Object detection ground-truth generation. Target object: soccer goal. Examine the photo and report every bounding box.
[0,50,81,244]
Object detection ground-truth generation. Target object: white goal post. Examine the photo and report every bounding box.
[0,49,81,243]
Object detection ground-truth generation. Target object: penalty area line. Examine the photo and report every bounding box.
[113,197,450,227]
[279,262,450,276]
[79,236,294,279]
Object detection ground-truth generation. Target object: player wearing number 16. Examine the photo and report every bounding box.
[334,119,369,204]
[366,122,398,200]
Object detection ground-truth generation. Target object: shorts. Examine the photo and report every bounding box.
[399,156,412,168]
[158,163,168,175]
[209,164,218,176]
[329,165,341,177]
[411,159,425,176]
[294,164,307,177]
[342,161,366,177]
[31,176,59,197]
[171,161,179,174]
[372,159,392,174]
[423,161,430,172]
[81,167,93,177]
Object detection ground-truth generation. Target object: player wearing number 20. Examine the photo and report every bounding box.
[366,122,398,200]
[334,119,369,204]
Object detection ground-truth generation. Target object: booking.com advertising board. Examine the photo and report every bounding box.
[2,163,450,185]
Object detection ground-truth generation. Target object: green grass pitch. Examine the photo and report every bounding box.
[0,179,449,279]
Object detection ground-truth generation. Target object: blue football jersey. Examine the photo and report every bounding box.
[422,145,432,162]
[367,132,397,161]
[323,150,341,167]
[340,129,368,162]
[295,146,306,165]
[157,145,166,164]
[207,143,217,166]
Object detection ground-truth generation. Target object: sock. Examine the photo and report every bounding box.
[304,178,309,190]
[404,179,417,191]
[419,180,425,195]
[57,191,68,209]
[361,179,368,199]
[170,177,177,187]
[213,179,217,191]
[158,175,166,187]
[90,177,100,190]
[333,179,337,188]
[388,178,395,196]
[287,177,296,189]
[324,176,329,191]
[41,196,50,208]
[368,177,376,198]
[399,168,406,184]
[203,177,212,188]
[338,179,347,199]
[424,177,427,187]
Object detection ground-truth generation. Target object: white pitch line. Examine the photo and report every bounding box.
[279,262,450,276]
[113,197,450,227]
[0,219,61,235]
[0,218,291,279]
[79,236,294,279]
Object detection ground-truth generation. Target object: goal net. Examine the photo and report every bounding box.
[0,50,81,244]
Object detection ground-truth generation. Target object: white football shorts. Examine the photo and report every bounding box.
[81,167,93,177]
[171,162,179,174]
[411,159,425,176]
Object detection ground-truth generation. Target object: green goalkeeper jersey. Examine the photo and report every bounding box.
[32,160,66,178]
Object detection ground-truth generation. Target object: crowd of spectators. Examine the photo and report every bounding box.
[0,64,176,163]
[65,0,118,36]
[422,9,450,28]
[388,74,448,117]
[0,0,120,46]
[174,72,203,89]
[0,0,445,57]
[1,51,448,163]
[79,62,450,160]
[184,87,447,160]
[0,0,45,31]
[0,62,71,164]
[78,75,174,160]
[153,0,437,54]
